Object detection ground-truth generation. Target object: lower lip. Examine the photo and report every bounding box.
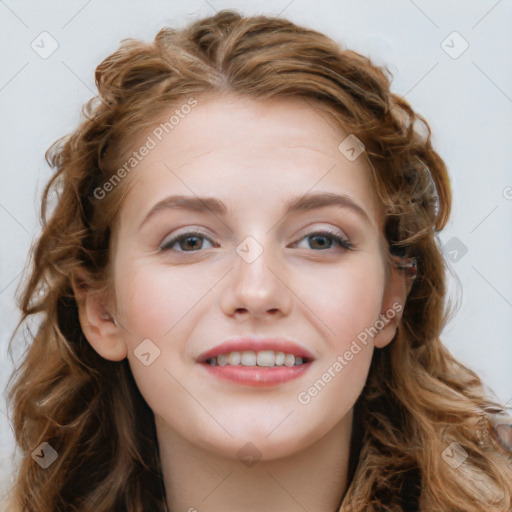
[200,362,312,387]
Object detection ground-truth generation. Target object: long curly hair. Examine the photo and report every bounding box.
[5,10,512,512]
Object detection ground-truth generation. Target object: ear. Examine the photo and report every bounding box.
[373,256,415,349]
[72,273,127,361]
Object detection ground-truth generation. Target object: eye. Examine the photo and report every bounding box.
[160,228,353,253]
[294,229,353,251]
[160,231,215,252]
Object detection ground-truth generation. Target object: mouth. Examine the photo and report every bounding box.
[197,338,315,387]
[205,350,310,367]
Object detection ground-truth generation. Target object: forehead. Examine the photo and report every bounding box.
[146,94,355,166]
[117,93,383,229]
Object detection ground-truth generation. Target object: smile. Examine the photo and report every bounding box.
[197,337,315,386]
[206,350,307,367]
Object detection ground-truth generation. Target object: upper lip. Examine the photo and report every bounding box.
[197,337,316,363]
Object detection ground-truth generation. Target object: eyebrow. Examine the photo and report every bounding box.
[138,191,372,230]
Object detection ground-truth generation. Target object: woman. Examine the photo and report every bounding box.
[5,9,512,512]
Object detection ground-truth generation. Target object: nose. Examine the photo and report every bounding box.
[220,237,293,321]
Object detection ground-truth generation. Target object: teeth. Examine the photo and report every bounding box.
[257,350,275,367]
[241,351,257,366]
[217,354,229,367]
[206,350,306,367]
[284,354,295,367]
[228,352,241,365]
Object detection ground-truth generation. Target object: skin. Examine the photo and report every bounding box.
[76,93,408,512]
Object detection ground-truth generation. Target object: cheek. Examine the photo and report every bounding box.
[116,264,198,418]
[114,259,211,340]
[299,258,385,411]
[295,342,372,437]
[298,256,386,349]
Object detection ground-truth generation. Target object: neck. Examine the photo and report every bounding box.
[156,411,354,512]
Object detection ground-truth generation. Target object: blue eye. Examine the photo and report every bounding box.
[296,230,353,251]
[160,229,353,253]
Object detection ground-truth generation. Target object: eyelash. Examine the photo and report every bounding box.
[305,229,353,251]
[160,228,353,252]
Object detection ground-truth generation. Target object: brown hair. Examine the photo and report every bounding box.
[5,9,512,511]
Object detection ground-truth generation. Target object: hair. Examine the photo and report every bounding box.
[4,9,512,512]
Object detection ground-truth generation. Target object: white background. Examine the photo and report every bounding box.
[1,0,511,503]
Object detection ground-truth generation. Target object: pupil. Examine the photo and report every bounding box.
[311,235,329,249]
[184,236,200,250]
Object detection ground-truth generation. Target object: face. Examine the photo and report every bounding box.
[93,94,404,461]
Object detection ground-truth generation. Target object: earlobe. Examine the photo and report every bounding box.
[373,257,416,349]
[73,286,127,362]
